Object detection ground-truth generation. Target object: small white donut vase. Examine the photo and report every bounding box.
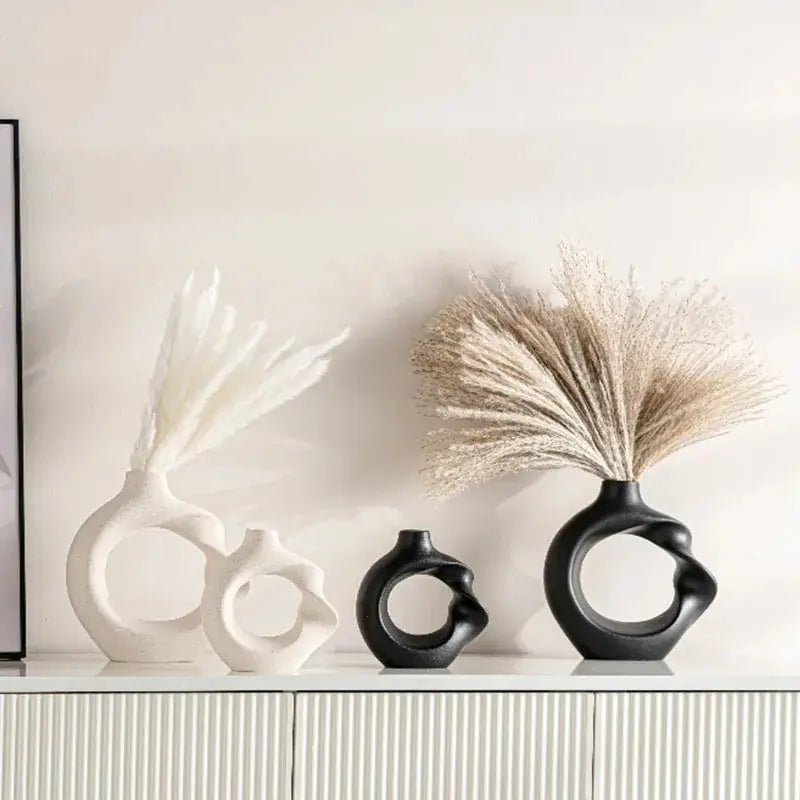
[201,528,338,673]
[66,469,228,662]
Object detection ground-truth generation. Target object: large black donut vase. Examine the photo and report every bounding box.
[544,480,717,660]
[356,529,489,668]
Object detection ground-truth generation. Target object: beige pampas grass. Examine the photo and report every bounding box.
[131,270,349,473]
[412,243,780,498]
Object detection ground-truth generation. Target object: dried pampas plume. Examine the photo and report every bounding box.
[131,270,349,473]
[412,243,780,498]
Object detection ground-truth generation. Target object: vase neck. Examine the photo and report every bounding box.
[597,480,642,505]
[123,469,170,494]
[395,529,433,553]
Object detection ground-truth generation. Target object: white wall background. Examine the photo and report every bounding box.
[1,0,799,660]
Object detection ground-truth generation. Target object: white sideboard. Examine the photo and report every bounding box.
[594,691,800,800]
[1,655,800,800]
[0,692,293,799]
[294,691,593,799]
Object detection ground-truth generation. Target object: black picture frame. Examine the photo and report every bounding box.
[0,119,25,660]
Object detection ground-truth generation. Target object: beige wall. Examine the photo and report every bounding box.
[1,1,799,659]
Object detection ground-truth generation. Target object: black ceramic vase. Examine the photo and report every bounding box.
[356,529,488,668]
[544,480,717,660]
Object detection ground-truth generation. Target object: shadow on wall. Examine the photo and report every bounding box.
[173,262,582,655]
[26,263,675,658]
[22,277,90,389]
[179,262,471,524]
[33,265,791,659]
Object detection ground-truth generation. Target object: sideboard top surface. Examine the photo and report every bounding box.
[2,652,800,693]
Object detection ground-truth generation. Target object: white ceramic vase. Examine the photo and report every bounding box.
[201,528,338,673]
[66,470,228,662]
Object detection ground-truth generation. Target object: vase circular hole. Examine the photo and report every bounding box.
[577,531,677,625]
[233,574,302,638]
[105,527,206,623]
[386,574,453,635]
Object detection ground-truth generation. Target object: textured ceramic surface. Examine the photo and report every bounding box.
[201,528,338,673]
[356,529,488,669]
[66,470,227,662]
[544,480,717,660]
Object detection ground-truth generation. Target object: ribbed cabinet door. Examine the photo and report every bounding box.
[0,692,293,800]
[594,692,800,800]
[293,692,594,800]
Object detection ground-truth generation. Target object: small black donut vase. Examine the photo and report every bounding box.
[356,529,489,669]
[544,480,717,660]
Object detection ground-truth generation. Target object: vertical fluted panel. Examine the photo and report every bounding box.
[594,692,800,800]
[293,692,594,800]
[0,692,293,800]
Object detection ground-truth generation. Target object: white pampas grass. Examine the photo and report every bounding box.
[131,271,349,473]
[412,243,781,498]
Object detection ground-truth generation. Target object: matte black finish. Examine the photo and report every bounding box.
[544,480,717,661]
[356,529,488,668]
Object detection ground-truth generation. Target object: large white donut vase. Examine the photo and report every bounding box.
[66,469,228,662]
[201,528,338,673]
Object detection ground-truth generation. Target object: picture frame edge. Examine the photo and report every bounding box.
[0,118,25,661]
